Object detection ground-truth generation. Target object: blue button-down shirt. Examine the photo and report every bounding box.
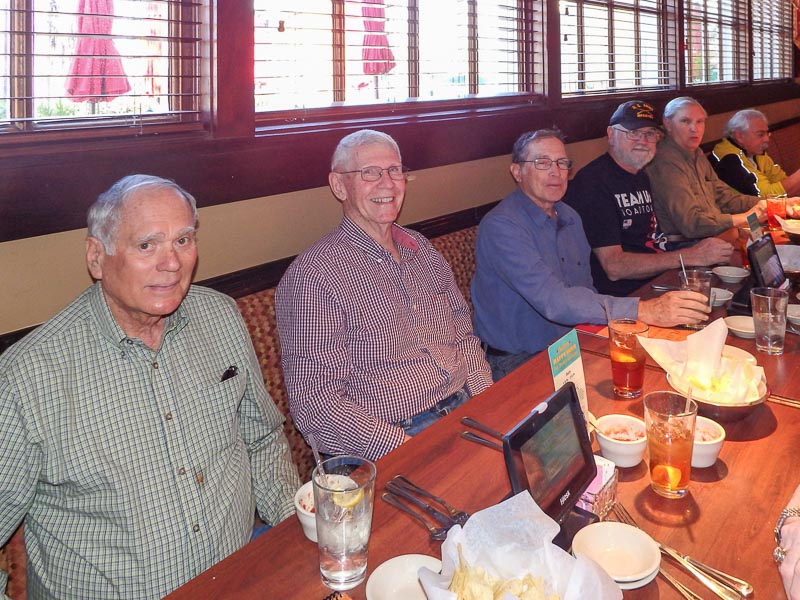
[471,188,639,354]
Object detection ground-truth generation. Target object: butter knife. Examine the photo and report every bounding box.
[662,544,753,597]
[384,481,456,528]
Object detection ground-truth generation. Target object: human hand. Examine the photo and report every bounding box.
[682,237,734,266]
[786,198,800,218]
[637,291,710,327]
[749,200,768,223]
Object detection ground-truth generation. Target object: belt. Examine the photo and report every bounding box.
[483,344,513,357]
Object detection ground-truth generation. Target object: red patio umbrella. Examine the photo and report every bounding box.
[362,0,396,77]
[65,0,131,103]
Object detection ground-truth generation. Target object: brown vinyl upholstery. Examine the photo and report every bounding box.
[236,288,317,483]
[430,225,478,309]
[769,124,800,175]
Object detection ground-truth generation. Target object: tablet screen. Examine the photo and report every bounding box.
[503,383,597,524]
[748,234,787,289]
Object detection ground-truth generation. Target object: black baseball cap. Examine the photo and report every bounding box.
[609,100,657,130]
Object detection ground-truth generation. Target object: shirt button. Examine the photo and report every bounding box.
[152,362,159,369]
[178,467,186,475]
[192,524,200,532]
[165,412,173,420]
[196,472,204,484]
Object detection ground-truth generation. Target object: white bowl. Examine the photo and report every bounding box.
[595,414,647,468]
[572,521,660,582]
[366,554,442,600]
[712,266,750,284]
[692,416,725,468]
[788,305,800,327]
[294,481,317,542]
[710,288,733,307]
[724,315,755,339]
[777,244,800,271]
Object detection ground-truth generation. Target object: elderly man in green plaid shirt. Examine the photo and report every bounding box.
[0,175,301,599]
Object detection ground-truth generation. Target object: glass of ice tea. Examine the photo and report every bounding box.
[608,318,649,399]
[643,391,697,499]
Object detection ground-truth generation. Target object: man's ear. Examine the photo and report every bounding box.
[510,163,522,185]
[86,237,106,281]
[329,172,347,202]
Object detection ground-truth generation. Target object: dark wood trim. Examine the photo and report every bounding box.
[0,200,499,352]
[2,80,798,243]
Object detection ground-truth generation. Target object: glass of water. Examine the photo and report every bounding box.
[313,455,377,591]
[750,287,789,355]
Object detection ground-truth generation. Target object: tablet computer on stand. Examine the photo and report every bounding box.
[502,382,598,549]
[730,234,789,314]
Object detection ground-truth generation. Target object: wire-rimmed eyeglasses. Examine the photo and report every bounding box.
[518,158,573,171]
[337,165,410,182]
[612,126,662,143]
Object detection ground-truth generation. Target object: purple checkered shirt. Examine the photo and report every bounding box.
[276,218,492,459]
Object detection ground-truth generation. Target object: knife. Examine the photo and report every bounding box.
[384,480,456,528]
[661,543,753,597]
[659,544,747,600]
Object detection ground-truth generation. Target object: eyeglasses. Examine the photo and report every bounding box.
[337,165,409,182]
[613,126,662,142]
[518,158,573,170]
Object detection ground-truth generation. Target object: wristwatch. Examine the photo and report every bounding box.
[774,507,800,565]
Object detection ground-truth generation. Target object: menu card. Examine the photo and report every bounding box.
[548,329,588,415]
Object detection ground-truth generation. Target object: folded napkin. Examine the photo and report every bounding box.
[637,318,765,404]
[419,492,621,600]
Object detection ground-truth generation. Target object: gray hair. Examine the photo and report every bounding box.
[512,129,565,163]
[331,129,401,171]
[663,96,707,121]
[87,174,198,254]
[723,109,768,139]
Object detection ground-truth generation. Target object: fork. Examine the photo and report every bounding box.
[381,492,449,541]
[612,503,751,599]
[392,475,470,525]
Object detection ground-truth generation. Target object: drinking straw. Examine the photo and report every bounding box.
[309,435,330,486]
[679,254,687,281]
[685,387,693,413]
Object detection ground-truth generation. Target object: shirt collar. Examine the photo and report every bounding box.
[511,187,574,229]
[340,216,419,260]
[89,282,188,348]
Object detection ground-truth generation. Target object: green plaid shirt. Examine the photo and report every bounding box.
[0,283,301,599]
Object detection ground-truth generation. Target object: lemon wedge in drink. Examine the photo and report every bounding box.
[332,488,363,509]
[652,464,682,489]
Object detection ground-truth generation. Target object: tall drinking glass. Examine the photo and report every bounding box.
[313,455,377,591]
[679,270,712,329]
[643,391,696,499]
[750,287,789,355]
[608,318,649,398]
[766,195,787,230]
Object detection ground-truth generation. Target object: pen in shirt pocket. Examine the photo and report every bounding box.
[220,366,238,382]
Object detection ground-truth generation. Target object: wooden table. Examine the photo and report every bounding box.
[166,330,798,599]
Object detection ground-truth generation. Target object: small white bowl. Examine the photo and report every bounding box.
[724,315,755,339]
[788,305,800,327]
[294,481,317,542]
[710,288,733,307]
[572,521,660,582]
[595,414,647,468]
[692,416,725,468]
[712,266,750,284]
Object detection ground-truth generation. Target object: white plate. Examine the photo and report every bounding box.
[721,345,757,365]
[617,566,659,590]
[710,288,733,307]
[724,316,755,339]
[667,372,767,405]
[788,305,800,327]
[572,522,660,582]
[366,554,441,600]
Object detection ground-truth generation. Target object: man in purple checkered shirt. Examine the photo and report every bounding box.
[276,130,492,460]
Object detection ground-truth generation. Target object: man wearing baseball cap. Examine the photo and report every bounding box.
[566,100,733,295]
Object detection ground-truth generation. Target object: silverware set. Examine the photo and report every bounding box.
[381,475,470,541]
[610,502,753,599]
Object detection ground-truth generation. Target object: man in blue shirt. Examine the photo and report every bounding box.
[471,129,711,380]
